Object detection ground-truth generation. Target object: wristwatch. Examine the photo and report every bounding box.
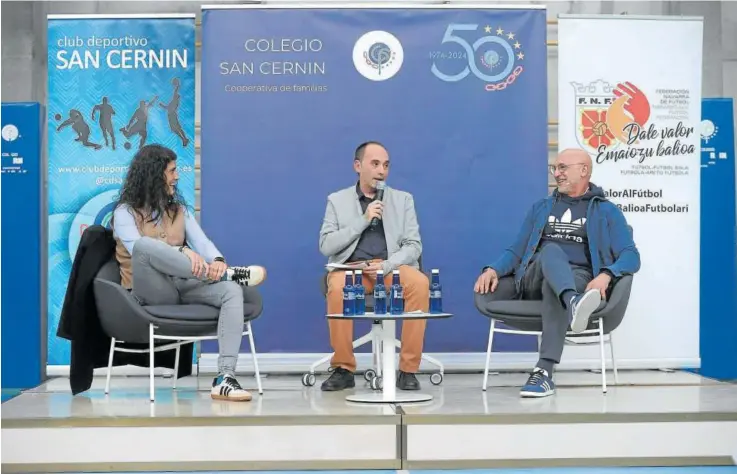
[213,257,226,264]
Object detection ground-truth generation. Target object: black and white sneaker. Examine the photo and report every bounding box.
[568,289,601,333]
[224,265,266,287]
[211,374,252,401]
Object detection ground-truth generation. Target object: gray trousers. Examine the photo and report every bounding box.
[131,237,261,376]
[476,244,593,364]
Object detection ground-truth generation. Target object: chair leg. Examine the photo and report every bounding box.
[172,344,181,390]
[247,322,263,395]
[420,353,444,373]
[598,321,607,394]
[352,331,374,349]
[391,336,444,372]
[372,327,381,375]
[105,338,116,395]
[610,331,619,385]
[482,319,496,391]
[309,353,333,373]
[196,341,201,378]
[149,323,155,402]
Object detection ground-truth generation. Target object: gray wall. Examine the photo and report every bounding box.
[3,0,736,203]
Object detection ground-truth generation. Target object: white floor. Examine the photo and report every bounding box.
[2,370,736,472]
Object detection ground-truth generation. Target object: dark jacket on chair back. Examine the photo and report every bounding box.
[57,225,192,395]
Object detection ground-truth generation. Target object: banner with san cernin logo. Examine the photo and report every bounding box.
[558,15,703,368]
[200,5,548,357]
[47,14,196,366]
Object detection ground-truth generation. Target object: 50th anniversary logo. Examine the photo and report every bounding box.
[430,23,524,91]
[351,23,524,91]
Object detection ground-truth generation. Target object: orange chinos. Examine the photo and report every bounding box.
[326,260,429,373]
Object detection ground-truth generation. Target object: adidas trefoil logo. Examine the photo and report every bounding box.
[549,209,586,234]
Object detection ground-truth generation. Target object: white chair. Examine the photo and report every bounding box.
[302,319,444,389]
[93,257,264,401]
[476,274,633,393]
[103,325,263,401]
[302,263,444,388]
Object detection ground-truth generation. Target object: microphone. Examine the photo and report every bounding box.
[370,180,386,228]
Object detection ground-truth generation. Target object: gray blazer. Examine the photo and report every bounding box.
[319,184,422,275]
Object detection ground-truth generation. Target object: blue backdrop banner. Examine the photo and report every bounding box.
[2,102,43,389]
[46,14,196,366]
[200,6,548,355]
[699,98,737,380]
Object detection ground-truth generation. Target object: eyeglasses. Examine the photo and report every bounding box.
[549,163,586,175]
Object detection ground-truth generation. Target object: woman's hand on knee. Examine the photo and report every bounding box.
[182,247,208,278]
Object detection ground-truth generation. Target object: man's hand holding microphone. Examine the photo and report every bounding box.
[365,180,386,228]
[362,180,385,278]
[364,200,384,225]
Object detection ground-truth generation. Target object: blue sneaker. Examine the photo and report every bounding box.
[568,289,601,333]
[520,368,555,398]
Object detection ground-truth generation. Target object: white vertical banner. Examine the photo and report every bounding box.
[558,15,703,368]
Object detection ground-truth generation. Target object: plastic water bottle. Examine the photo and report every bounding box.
[429,269,443,313]
[343,271,355,316]
[390,270,404,315]
[373,270,387,315]
[354,270,366,315]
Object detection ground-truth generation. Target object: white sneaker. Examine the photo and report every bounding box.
[225,265,266,287]
[569,289,601,333]
[211,374,252,401]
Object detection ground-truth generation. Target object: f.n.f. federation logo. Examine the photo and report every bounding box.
[430,24,524,91]
[572,79,651,155]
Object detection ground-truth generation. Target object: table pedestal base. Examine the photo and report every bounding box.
[346,392,433,404]
[322,317,449,406]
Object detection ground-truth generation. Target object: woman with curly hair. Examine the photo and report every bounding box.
[112,144,265,401]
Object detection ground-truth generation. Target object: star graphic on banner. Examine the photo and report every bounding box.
[496,27,504,35]
[514,41,522,49]
[507,32,515,40]
[484,25,492,33]
[517,51,525,60]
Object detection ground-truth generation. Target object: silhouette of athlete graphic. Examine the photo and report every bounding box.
[91,97,117,150]
[57,109,102,150]
[159,78,189,147]
[120,96,158,150]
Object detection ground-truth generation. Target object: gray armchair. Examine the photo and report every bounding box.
[475,274,633,393]
[93,257,264,401]
[301,256,445,389]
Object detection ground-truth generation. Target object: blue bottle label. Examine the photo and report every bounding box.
[394,288,403,299]
[375,290,386,298]
[430,290,441,298]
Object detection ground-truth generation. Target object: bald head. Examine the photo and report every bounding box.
[551,148,592,196]
[353,141,390,196]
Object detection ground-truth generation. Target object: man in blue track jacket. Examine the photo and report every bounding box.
[474,148,640,398]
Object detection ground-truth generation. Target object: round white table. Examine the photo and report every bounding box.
[326,311,452,404]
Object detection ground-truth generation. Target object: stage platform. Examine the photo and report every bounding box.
[2,370,737,473]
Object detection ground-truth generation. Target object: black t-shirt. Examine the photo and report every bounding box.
[347,183,388,262]
[539,192,592,268]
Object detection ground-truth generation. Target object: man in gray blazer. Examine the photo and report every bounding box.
[319,141,429,391]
